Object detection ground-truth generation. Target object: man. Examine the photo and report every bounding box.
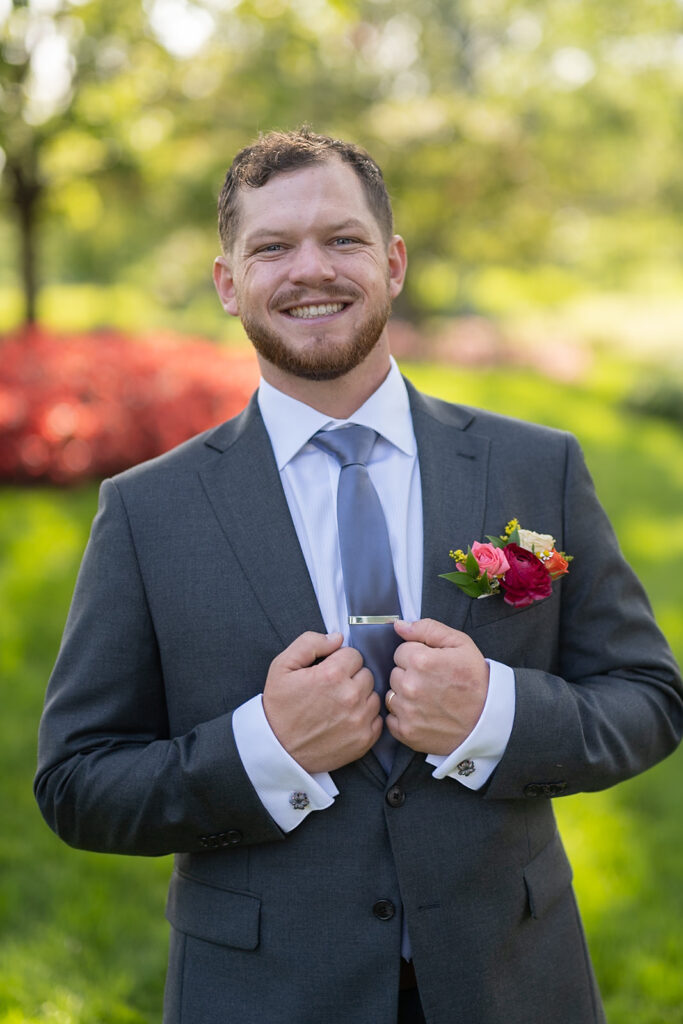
[35,129,682,1024]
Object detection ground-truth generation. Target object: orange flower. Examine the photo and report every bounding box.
[543,549,570,577]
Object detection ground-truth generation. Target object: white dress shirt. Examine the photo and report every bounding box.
[232,359,515,831]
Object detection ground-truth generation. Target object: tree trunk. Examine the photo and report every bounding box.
[9,160,41,327]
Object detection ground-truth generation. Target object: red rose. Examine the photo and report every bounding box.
[500,543,553,608]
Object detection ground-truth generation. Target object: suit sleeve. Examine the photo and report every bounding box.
[485,433,683,801]
[34,478,286,856]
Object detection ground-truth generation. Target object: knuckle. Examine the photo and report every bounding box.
[339,688,358,712]
[316,659,338,685]
[413,647,432,673]
[386,715,401,740]
[402,676,419,701]
[359,667,375,691]
[346,648,365,674]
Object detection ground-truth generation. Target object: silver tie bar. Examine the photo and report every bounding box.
[348,615,400,625]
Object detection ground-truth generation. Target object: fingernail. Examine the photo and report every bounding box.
[326,631,342,641]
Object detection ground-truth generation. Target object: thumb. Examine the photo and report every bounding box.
[278,630,344,671]
[394,617,465,649]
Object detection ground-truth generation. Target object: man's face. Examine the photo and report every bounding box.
[213,157,406,381]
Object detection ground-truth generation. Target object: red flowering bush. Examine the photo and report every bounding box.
[0,326,259,485]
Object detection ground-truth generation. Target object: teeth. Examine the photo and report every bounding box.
[287,303,345,319]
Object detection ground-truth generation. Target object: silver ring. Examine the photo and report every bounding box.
[386,689,396,712]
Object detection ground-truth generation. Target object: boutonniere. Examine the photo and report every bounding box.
[440,519,572,608]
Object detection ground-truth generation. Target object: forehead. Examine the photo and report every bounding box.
[234,157,380,244]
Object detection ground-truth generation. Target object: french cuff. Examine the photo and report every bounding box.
[425,660,515,790]
[232,694,338,832]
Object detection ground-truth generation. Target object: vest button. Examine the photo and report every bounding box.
[386,785,405,807]
[372,899,396,921]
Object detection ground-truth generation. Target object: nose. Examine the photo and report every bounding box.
[287,240,336,285]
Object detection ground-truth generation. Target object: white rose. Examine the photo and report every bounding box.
[517,528,556,554]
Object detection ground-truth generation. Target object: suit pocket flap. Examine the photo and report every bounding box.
[523,832,573,920]
[166,872,261,950]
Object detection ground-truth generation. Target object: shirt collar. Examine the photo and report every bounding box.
[257,357,416,471]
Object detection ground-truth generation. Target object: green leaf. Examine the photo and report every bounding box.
[485,534,506,548]
[461,581,487,598]
[439,571,465,583]
[440,572,486,598]
[507,526,520,545]
[465,548,479,577]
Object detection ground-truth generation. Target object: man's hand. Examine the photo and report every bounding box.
[263,631,382,774]
[385,618,489,755]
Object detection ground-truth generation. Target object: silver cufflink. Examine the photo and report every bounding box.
[289,791,310,810]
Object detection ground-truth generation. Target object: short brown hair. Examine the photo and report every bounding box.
[217,127,393,252]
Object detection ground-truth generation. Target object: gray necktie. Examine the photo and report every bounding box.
[312,425,401,771]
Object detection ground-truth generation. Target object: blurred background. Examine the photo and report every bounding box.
[1,0,682,1021]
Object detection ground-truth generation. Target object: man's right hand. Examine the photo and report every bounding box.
[262,632,381,774]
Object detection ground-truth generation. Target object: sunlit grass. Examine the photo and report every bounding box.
[0,486,170,1023]
[1,360,681,1022]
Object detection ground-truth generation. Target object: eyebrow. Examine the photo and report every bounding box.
[242,218,371,248]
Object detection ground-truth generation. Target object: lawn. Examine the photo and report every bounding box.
[1,358,681,1023]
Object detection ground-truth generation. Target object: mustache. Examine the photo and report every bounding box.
[271,284,362,310]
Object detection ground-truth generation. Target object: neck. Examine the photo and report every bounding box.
[257,338,392,418]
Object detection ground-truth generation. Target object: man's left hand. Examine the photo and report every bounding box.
[385,618,490,755]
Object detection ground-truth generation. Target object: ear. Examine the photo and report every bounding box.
[213,256,239,316]
[387,235,407,300]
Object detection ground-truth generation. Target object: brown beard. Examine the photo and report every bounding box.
[240,296,393,381]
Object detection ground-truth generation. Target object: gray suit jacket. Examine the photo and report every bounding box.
[35,382,683,1024]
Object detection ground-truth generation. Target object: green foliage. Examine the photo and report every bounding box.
[1,360,681,1021]
[2,0,683,329]
[622,369,683,430]
[0,485,171,1022]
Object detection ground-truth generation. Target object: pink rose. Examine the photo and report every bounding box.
[461,541,510,579]
[500,543,553,607]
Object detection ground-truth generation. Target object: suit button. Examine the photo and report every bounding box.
[372,899,396,921]
[386,785,405,807]
[220,829,242,846]
[524,782,566,798]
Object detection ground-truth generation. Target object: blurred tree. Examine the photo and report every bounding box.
[0,0,176,324]
[1,0,682,328]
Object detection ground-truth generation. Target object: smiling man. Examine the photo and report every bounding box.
[36,129,682,1024]
[213,140,403,405]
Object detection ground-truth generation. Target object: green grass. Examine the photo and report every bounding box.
[1,360,681,1023]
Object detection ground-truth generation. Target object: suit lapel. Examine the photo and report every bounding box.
[388,384,491,784]
[198,397,326,649]
[408,384,491,632]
